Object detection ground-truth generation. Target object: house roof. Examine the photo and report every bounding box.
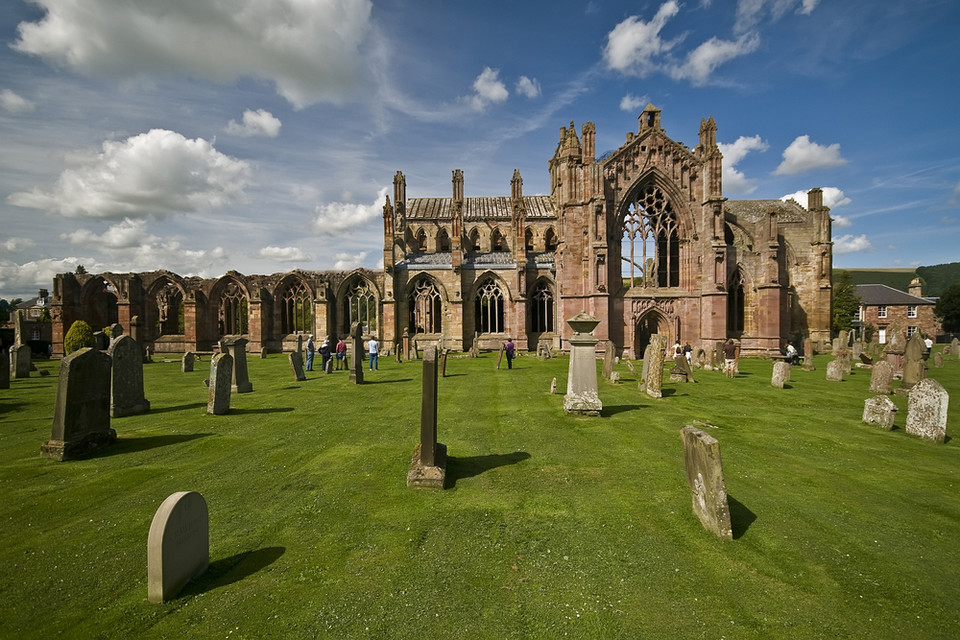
[855,284,934,306]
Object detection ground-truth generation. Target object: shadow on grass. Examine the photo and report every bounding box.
[441,373,467,378]
[446,451,531,488]
[228,407,295,414]
[601,404,640,417]
[727,494,756,540]
[150,402,207,414]
[180,547,286,598]
[92,433,214,458]
[363,378,413,385]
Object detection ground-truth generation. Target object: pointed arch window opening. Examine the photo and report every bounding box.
[620,186,680,288]
[544,228,558,252]
[728,271,745,334]
[469,229,481,252]
[344,280,378,336]
[492,228,507,252]
[437,229,451,252]
[415,229,428,252]
[155,281,184,336]
[409,278,443,334]
[475,278,505,334]
[531,281,554,333]
[525,228,534,251]
[219,281,248,336]
[280,280,312,335]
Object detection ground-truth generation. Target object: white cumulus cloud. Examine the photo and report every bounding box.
[670,33,760,85]
[774,135,847,175]
[833,234,872,254]
[226,109,282,138]
[61,218,157,248]
[0,89,35,114]
[779,186,851,209]
[312,187,388,234]
[467,67,509,111]
[0,257,96,296]
[603,1,682,77]
[619,94,650,112]
[255,246,309,262]
[333,251,367,270]
[12,0,373,108]
[1,237,37,252]
[718,135,768,194]
[515,76,541,99]
[7,129,251,219]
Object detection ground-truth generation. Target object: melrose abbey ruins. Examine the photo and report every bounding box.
[48,106,833,358]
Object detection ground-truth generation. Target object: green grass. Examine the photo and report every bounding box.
[2,349,960,639]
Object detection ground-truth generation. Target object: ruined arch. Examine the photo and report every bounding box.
[274,274,314,335]
[633,309,672,358]
[470,272,510,334]
[145,275,187,340]
[544,227,558,251]
[528,277,556,334]
[211,275,250,336]
[415,227,428,252]
[336,272,379,336]
[407,273,446,335]
[524,227,534,251]
[491,227,508,252]
[467,227,481,252]
[80,275,120,331]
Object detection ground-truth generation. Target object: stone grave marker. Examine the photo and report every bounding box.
[440,349,448,377]
[862,395,897,431]
[602,341,616,380]
[639,344,652,390]
[644,335,667,399]
[550,377,557,394]
[182,352,195,373]
[852,341,863,360]
[826,360,844,381]
[934,352,943,368]
[625,360,636,376]
[10,343,31,379]
[147,491,209,603]
[497,343,505,370]
[771,361,791,388]
[951,337,959,358]
[220,336,253,393]
[859,352,873,366]
[41,348,115,460]
[348,322,364,384]
[407,346,446,489]
[670,353,694,383]
[884,329,906,374]
[905,378,949,443]
[802,337,816,371]
[680,426,733,540]
[869,360,893,394]
[93,331,109,351]
[325,357,333,374]
[943,344,951,356]
[108,335,151,417]
[12,309,25,346]
[260,347,267,359]
[900,332,927,392]
[0,350,9,389]
[693,346,707,369]
[289,352,306,381]
[563,313,603,415]
[207,353,233,415]
[836,349,852,376]
[109,323,123,340]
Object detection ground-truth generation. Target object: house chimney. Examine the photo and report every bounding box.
[908,277,923,298]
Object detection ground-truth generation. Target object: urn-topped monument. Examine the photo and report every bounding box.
[563,312,602,416]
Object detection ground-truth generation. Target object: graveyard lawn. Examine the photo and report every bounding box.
[1,351,959,639]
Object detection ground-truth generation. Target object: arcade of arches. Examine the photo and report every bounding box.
[49,106,832,358]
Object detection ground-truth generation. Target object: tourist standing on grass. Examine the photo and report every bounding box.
[335,337,346,370]
[785,342,799,365]
[368,336,379,370]
[723,339,737,378]
[319,339,331,371]
[305,334,315,371]
[672,340,683,360]
[683,342,692,364]
[505,338,515,369]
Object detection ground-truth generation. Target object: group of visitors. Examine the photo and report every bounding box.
[671,341,693,364]
[304,335,348,372]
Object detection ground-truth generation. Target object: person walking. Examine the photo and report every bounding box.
[505,338,515,370]
[368,336,379,371]
[335,337,346,370]
[723,339,737,378]
[305,334,315,371]
[319,339,331,372]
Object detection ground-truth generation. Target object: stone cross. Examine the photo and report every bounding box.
[869,360,893,394]
[680,426,733,540]
[220,336,253,393]
[349,322,364,384]
[563,313,602,415]
[147,491,209,603]
[771,361,790,388]
[289,352,306,381]
[41,347,116,460]
[108,335,151,417]
[407,346,446,489]
[905,378,949,443]
[207,353,233,415]
[862,395,897,431]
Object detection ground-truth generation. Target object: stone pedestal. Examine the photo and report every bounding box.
[408,347,446,488]
[563,313,602,416]
[220,336,253,393]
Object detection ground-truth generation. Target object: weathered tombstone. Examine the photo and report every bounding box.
[943,344,951,356]
[680,426,733,540]
[862,395,897,431]
[550,377,557,394]
[12,309,25,346]
[41,348,115,460]
[952,337,959,359]
[802,337,816,371]
[181,352,195,373]
[0,350,9,389]
[296,335,303,358]
[144,344,153,364]
[407,347,446,488]
[670,353,694,383]
[713,341,725,371]
[147,491,209,603]
[610,371,620,383]
[108,323,123,340]
[93,331,109,351]
[288,352,306,381]
[934,352,943,368]
[602,341,616,380]
[859,352,873,366]
[395,340,403,363]
[129,315,140,345]
[905,378,949,443]
[325,357,333,374]
[826,360,844,382]
[497,343,505,370]
[440,349,448,377]
[260,347,267,359]
[470,331,480,358]
[10,343,31,379]
[220,336,253,393]
[639,344,652,390]
[884,329,906,374]
[644,335,667,399]
[625,359,636,376]
[348,322,364,384]
[108,335,151,417]
[207,353,233,415]
[869,360,893,394]
[402,328,410,362]
[900,332,927,392]
[836,349,853,376]
[693,346,707,369]
[564,313,603,415]
[771,361,790,388]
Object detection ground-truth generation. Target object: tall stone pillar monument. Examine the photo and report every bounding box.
[563,312,602,416]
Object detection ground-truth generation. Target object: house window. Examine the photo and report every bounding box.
[907,305,917,318]
[878,328,886,344]
[852,307,861,321]
[877,305,887,319]
[907,326,917,337]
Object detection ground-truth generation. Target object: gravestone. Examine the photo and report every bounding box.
[670,353,694,383]
[610,371,620,383]
[289,352,306,381]
[10,343,31,379]
[884,329,906,374]
[129,315,140,345]
[407,347,446,489]
[440,349,448,377]
[550,377,557,394]
[144,344,153,363]
[905,378,949,443]
[644,335,668,399]
[713,341,725,371]
[639,344,652,390]
[802,337,816,371]
[952,337,959,358]
[93,331,109,351]
[680,426,733,540]
[602,341,616,380]
[207,353,233,415]
[826,360,844,381]
[109,323,123,340]
[348,322,364,384]
[564,313,603,415]
[181,352,195,373]
[220,336,253,393]
[625,360,636,376]
[0,350,9,389]
[859,352,873,366]
[943,344,951,356]
[108,335,151,417]
[771,361,791,388]
[836,349,852,376]
[852,341,863,360]
[260,347,267,359]
[869,360,893,394]
[862,395,897,431]
[147,491,209,603]
[12,309,25,346]
[900,332,927,392]
[41,348,115,460]
[934,352,943,368]
[296,335,303,358]
[325,357,333,374]
[693,346,707,369]
[497,344,505,370]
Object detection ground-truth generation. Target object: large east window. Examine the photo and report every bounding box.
[621,185,679,288]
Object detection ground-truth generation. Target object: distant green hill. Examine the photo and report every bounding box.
[832,262,960,297]
[916,262,960,297]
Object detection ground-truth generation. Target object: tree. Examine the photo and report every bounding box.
[832,270,861,335]
[63,320,96,355]
[934,283,960,333]
[75,264,87,274]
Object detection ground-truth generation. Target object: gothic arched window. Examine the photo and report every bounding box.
[468,228,481,252]
[530,280,554,333]
[525,228,534,251]
[219,281,248,336]
[728,271,745,334]
[492,228,507,252]
[544,228,558,251]
[409,278,442,334]
[415,228,427,252]
[155,280,183,336]
[280,280,312,335]
[475,278,504,334]
[343,280,377,335]
[437,228,451,252]
[621,185,680,288]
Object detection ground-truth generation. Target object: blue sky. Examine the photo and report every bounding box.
[1,0,958,299]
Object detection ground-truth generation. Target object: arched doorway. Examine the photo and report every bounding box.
[634,310,670,358]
